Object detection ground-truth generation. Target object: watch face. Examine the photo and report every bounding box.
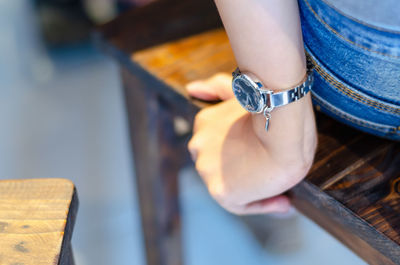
[232,75,264,113]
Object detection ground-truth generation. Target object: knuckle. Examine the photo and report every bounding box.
[227,207,247,216]
[196,108,212,121]
[288,158,314,181]
[208,182,240,206]
[194,157,210,175]
[193,113,204,132]
[214,198,245,215]
[187,137,196,152]
[193,156,209,179]
[222,205,243,215]
[194,168,246,215]
[193,160,202,175]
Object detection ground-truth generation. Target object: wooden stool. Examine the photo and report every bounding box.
[96,0,400,264]
[0,178,78,265]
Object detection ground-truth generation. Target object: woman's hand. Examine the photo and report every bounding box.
[187,0,317,215]
[187,74,317,215]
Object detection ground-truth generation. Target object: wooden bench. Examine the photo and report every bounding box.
[0,178,78,265]
[95,0,400,264]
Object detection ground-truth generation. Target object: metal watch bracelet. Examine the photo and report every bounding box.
[232,68,314,131]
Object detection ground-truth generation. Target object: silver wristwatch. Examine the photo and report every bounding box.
[232,68,314,131]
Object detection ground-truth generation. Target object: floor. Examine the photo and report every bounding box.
[0,1,367,264]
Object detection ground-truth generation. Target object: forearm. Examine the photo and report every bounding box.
[214,0,306,90]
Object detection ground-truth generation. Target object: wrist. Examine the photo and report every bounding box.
[250,94,317,158]
[241,65,307,93]
[251,101,317,186]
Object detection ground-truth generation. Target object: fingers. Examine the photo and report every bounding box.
[224,195,291,215]
[188,100,238,162]
[187,112,205,162]
[187,96,290,216]
[186,73,234,101]
[187,137,198,162]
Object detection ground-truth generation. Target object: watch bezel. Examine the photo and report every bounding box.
[232,73,265,113]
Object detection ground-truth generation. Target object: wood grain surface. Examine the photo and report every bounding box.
[133,29,236,101]
[0,178,78,265]
[96,1,400,264]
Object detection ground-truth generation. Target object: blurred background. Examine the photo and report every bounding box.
[0,0,367,264]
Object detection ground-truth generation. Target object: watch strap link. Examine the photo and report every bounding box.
[262,71,313,131]
[268,72,314,109]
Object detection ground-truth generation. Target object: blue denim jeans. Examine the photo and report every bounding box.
[299,0,400,140]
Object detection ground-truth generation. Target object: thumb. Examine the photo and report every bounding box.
[186,73,234,101]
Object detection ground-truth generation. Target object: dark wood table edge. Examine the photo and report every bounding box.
[94,36,205,117]
[292,180,400,264]
[58,187,79,265]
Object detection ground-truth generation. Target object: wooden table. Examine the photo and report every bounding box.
[0,178,78,265]
[95,0,400,264]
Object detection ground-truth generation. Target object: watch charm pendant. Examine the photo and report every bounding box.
[263,106,273,131]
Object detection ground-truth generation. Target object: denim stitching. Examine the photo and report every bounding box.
[304,0,400,59]
[312,92,398,134]
[319,0,400,34]
[307,53,400,115]
[313,95,397,134]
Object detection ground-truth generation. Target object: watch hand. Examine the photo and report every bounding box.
[244,94,251,107]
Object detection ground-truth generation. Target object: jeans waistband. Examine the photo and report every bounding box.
[299,0,400,105]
